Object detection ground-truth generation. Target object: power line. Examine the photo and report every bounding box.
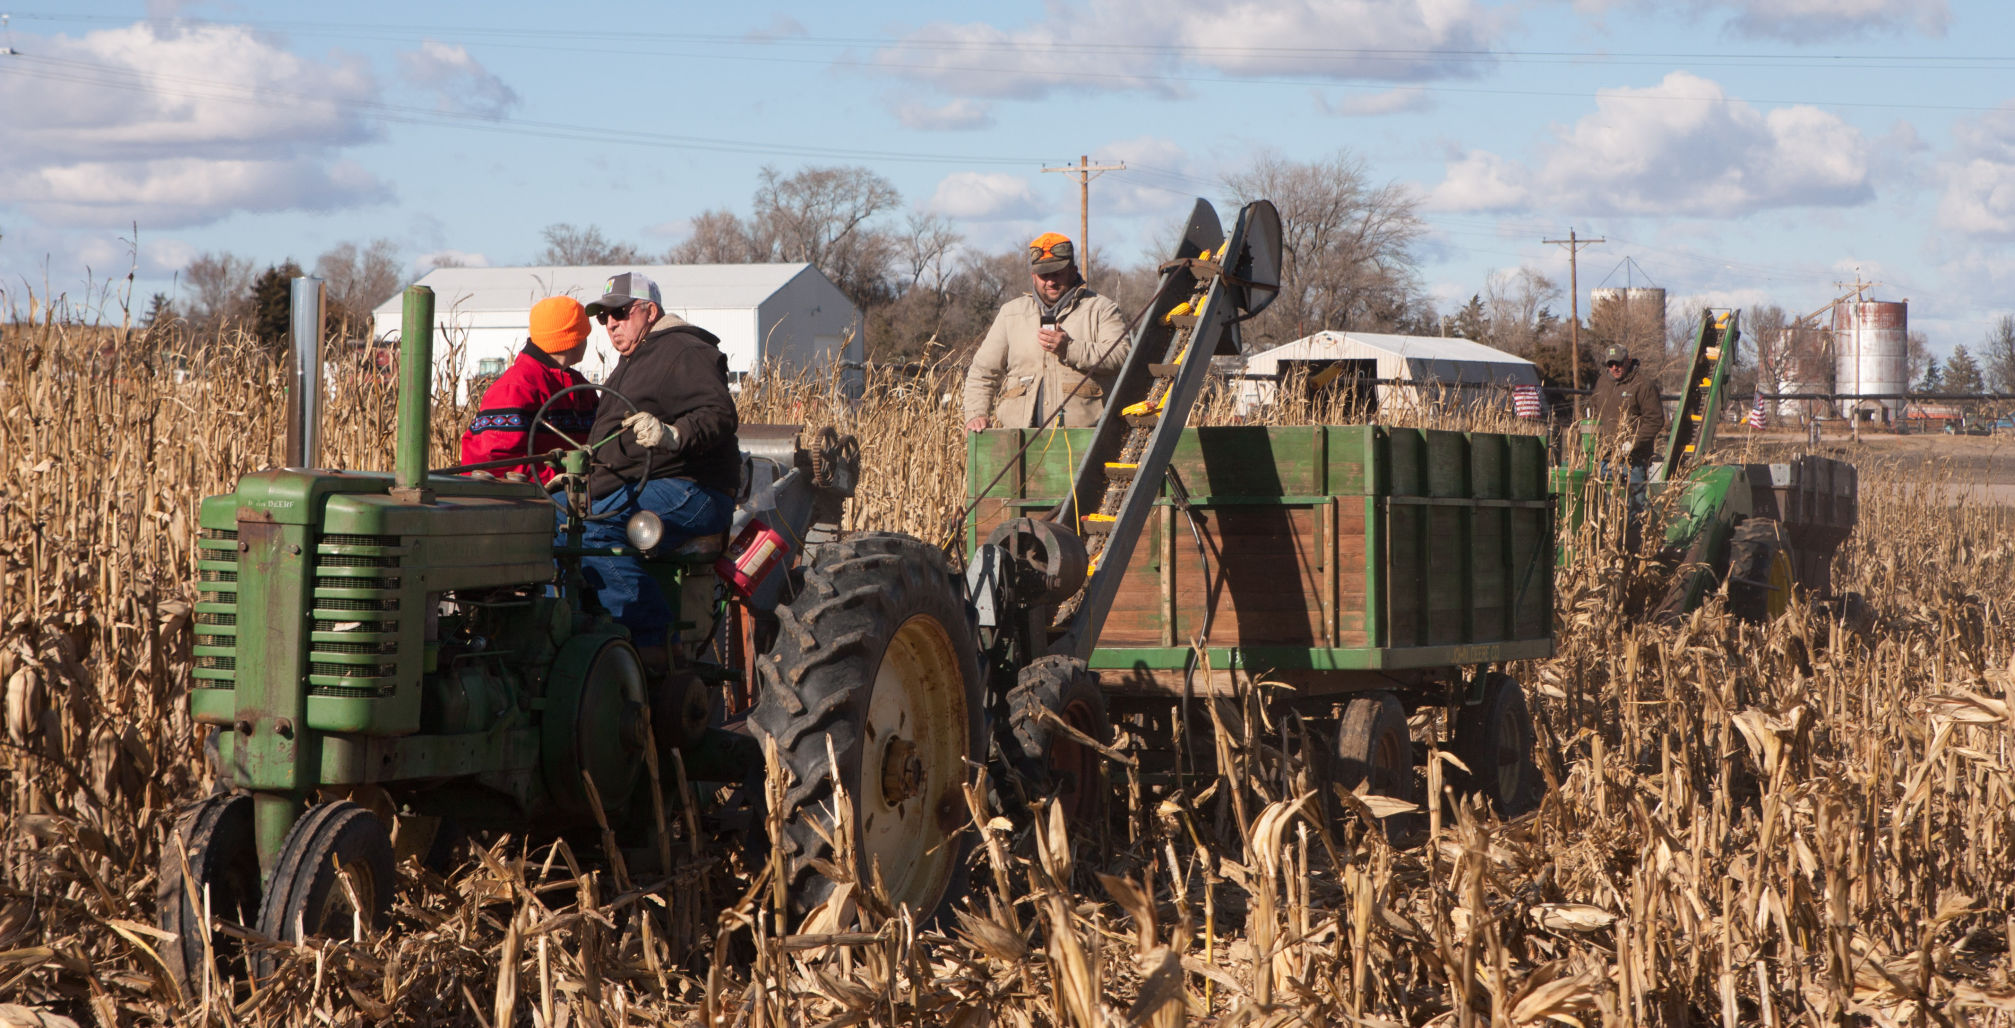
[1543,230,1604,390]
[1041,157,1126,281]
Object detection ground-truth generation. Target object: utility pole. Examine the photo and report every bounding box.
[1544,229,1604,390]
[1043,155,1125,281]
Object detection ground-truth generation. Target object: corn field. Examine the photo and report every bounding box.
[2,323,2013,1026]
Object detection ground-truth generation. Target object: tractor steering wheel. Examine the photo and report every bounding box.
[530,383,653,521]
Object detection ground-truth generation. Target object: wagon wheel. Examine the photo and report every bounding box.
[157,791,262,994]
[1333,692,1420,844]
[1726,518,1793,622]
[747,533,985,926]
[1004,655,1112,830]
[1453,674,1537,815]
[252,801,394,974]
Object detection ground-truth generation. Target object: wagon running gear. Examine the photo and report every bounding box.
[584,271,663,318]
[529,296,592,353]
[1029,232,1075,273]
[622,409,680,451]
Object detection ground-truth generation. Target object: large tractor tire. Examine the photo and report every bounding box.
[1004,655,1111,830]
[1726,518,1793,622]
[748,533,985,926]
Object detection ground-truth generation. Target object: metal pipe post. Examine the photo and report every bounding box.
[396,286,435,490]
[284,276,326,468]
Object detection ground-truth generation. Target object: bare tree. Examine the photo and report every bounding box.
[181,251,255,331]
[751,165,902,309]
[667,210,762,264]
[538,223,643,265]
[1979,316,2015,393]
[1222,148,1426,348]
[313,238,403,337]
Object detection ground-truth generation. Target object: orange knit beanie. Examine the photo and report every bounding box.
[529,296,591,353]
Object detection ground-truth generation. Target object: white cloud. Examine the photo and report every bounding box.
[398,40,519,119]
[1429,72,1874,216]
[1318,86,1433,117]
[892,98,996,131]
[1937,105,2015,239]
[874,0,1502,100]
[1568,0,1947,39]
[929,172,1040,220]
[1709,0,1947,40]
[0,21,389,228]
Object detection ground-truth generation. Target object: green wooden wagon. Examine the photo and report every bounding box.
[966,422,1554,820]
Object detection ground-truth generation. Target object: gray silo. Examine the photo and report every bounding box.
[1831,300,1907,421]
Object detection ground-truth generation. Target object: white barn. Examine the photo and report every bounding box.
[1234,331,1540,414]
[369,263,861,395]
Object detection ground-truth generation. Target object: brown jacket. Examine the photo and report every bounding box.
[962,289,1129,429]
[1590,361,1665,465]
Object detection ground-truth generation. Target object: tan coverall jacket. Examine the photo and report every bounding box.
[961,290,1129,429]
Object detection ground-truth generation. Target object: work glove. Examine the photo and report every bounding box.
[622,410,681,451]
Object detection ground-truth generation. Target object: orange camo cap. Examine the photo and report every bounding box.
[1028,231,1074,272]
[529,296,591,353]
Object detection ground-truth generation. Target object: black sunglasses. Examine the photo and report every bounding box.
[596,303,634,325]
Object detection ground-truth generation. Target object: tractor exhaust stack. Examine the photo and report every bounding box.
[396,285,435,492]
[284,276,325,469]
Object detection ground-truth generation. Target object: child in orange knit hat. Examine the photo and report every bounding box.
[459,297,599,482]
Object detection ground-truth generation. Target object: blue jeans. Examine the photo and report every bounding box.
[558,477,732,648]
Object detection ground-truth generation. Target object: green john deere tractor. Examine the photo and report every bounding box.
[160,287,983,991]
[1552,309,1859,620]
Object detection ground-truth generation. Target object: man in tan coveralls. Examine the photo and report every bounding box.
[962,232,1130,431]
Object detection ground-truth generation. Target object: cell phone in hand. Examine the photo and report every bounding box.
[1040,312,1056,327]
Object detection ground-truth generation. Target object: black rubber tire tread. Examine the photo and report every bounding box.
[1453,674,1537,815]
[1334,693,1419,842]
[157,791,261,994]
[746,532,984,924]
[252,800,395,973]
[1725,518,1788,622]
[1005,655,1111,828]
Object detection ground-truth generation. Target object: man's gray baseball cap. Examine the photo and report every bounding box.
[585,271,663,317]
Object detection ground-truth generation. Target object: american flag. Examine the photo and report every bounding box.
[1512,383,1543,419]
[1746,392,1768,430]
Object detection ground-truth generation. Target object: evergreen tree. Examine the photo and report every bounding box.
[1452,294,1487,342]
[141,292,174,328]
[250,260,304,355]
[1944,345,1984,394]
[1917,357,1942,392]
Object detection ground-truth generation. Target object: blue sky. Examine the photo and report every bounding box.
[2,0,2012,358]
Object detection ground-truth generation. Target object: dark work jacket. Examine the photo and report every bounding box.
[586,316,740,500]
[1590,361,1665,466]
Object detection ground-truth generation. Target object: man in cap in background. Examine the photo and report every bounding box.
[1590,343,1665,527]
[571,271,741,671]
[460,296,599,483]
[962,231,1129,431]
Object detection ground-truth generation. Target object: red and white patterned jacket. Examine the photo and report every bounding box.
[459,343,597,483]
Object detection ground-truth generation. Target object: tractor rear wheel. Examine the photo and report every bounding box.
[1333,692,1420,843]
[1453,674,1536,815]
[252,801,394,974]
[158,791,262,994]
[1727,518,1793,622]
[748,533,984,926]
[1005,655,1111,830]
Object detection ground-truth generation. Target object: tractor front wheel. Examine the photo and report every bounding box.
[252,800,394,974]
[748,533,984,926]
[158,791,262,994]
[1005,655,1111,830]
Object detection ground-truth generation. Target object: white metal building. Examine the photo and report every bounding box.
[1233,331,1541,414]
[369,263,861,396]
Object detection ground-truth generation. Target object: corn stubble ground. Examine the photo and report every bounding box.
[2,325,2013,1027]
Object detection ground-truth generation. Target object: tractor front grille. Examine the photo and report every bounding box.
[193,528,239,690]
[309,534,405,696]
